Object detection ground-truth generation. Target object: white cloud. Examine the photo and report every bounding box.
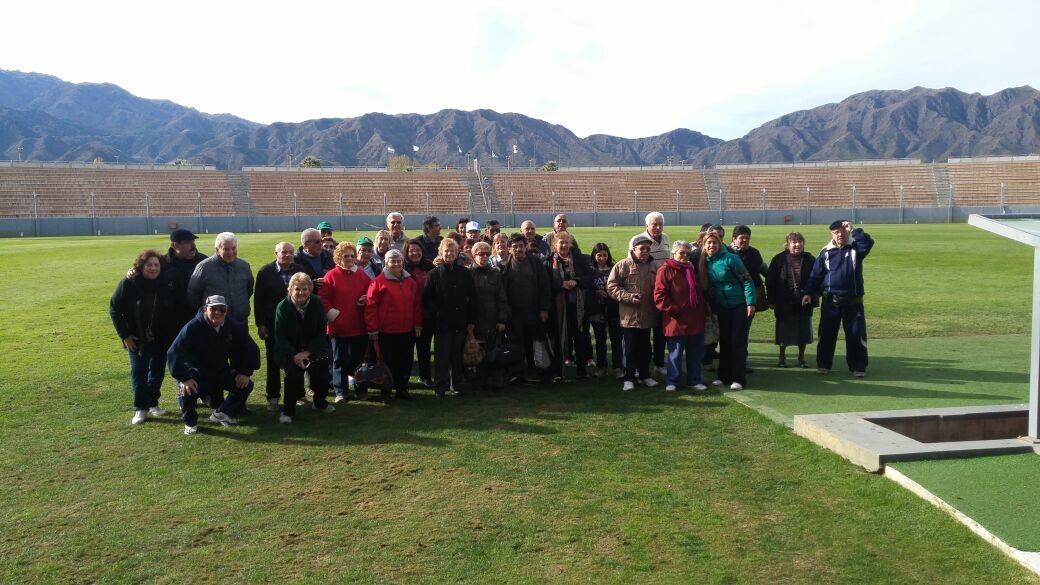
[1,0,1037,140]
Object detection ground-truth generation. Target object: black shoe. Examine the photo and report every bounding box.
[435,390,446,399]
[798,360,809,369]
[396,390,413,400]
[777,360,787,368]
[577,367,589,380]
[380,389,392,402]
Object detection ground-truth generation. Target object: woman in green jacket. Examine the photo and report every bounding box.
[274,273,334,423]
[698,231,756,391]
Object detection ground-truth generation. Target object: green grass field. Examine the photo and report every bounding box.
[1,224,1038,584]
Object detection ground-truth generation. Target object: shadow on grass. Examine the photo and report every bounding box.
[175,380,729,447]
[753,354,1027,402]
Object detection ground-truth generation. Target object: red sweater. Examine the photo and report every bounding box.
[365,271,422,334]
[654,259,707,336]
[319,265,371,337]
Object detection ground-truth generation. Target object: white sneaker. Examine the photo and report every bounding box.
[642,378,659,388]
[279,413,292,424]
[266,397,280,411]
[622,381,635,391]
[665,384,677,392]
[131,410,147,425]
[853,371,866,378]
[334,395,347,403]
[209,411,237,426]
[729,382,744,391]
[183,425,198,435]
[315,404,336,413]
[148,406,167,417]
[711,379,723,387]
[692,383,708,391]
[655,366,667,375]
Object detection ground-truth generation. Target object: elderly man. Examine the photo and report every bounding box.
[520,220,550,258]
[501,232,551,383]
[294,228,335,287]
[317,221,334,239]
[639,212,670,374]
[254,242,304,410]
[464,221,482,248]
[417,216,443,262]
[386,212,408,251]
[187,232,254,323]
[802,220,875,377]
[168,295,261,434]
[165,228,208,329]
[545,213,581,255]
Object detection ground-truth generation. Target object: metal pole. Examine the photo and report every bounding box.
[948,184,954,223]
[293,192,299,232]
[806,187,811,225]
[468,192,473,215]
[339,192,345,230]
[719,188,724,225]
[593,190,598,227]
[761,188,767,226]
[197,192,203,233]
[551,191,556,214]
[145,192,153,234]
[91,192,98,235]
[33,191,40,237]
[898,186,904,224]
[247,191,254,233]
[851,185,857,224]
[383,192,388,216]
[510,191,515,228]
[633,190,638,226]
[425,192,430,216]
[1000,181,1006,213]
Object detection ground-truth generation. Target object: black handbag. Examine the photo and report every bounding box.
[354,340,392,386]
[486,331,522,368]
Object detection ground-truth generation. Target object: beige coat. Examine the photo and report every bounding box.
[606,255,659,329]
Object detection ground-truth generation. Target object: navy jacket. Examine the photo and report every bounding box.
[167,310,261,382]
[804,228,875,298]
[423,262,478,334]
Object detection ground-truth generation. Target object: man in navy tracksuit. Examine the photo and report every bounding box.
[801,220,874,377]
[167,295,261,434]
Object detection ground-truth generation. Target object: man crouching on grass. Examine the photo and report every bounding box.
[167,295,261,435]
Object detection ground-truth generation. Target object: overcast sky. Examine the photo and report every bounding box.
[3,0,1038,140]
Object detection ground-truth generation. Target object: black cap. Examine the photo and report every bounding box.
[828,219,848,231]
[170,228,198,242]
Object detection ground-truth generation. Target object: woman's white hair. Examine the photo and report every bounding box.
[384,249,404,262]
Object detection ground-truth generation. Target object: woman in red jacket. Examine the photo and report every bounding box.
[365,249,423,400]
[653,240,708,392]
[320,242,372,401]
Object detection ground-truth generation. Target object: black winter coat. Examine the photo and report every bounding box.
[765,251,817,318]
[423,262,478,334]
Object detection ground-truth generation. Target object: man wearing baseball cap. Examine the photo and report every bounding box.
[801,220,875,377]
[167,294,261,434]
[317,221,334,238]
[166,228,207,330]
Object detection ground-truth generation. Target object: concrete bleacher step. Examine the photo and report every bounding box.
[702,168,722,211]
[461,172,488,213]
[930,163,953,206]
[225,171,254,215]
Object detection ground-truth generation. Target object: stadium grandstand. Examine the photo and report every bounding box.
[2,156,1040,235]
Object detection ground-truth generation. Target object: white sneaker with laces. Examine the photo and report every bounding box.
[183,425,198,435]
[279,413,292,424]
[665,384,677,392]
[692,383,708,391]
[148,407,167,417]
[334,395,346,403]
[642,378,659,388]
[209,411,237,426]
[712,379,723,387]
[622,381,635,391]
[315,404,336,413]
[729,382,744,391]
[132,410,147,425]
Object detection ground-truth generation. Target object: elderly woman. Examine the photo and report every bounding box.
[653,241,708,392]
[405,238,436,387]
[274,273,334,423]
[699,231,756,391]
[545,231,593,380]
[319,242,372,402]
[365,249,423,400]
[469,241,510,388]
[766,232,816,368]
[423,238,477,398]
[607,234,660,391]
[110,249,175,425]
[374,230,393,265]
[490,232,510,267]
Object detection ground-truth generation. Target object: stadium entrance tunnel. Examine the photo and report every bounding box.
[793,404,1036,472]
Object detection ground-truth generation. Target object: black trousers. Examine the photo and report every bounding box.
[283,362,330,417]
[817,301,868,372]
[263,336,281,399]
[509,311,541,380]
[716,305,749,386]
[550,301,590,377]
[622,327,652,382]
[415,320,435,380]
[379,332,415,394]
[434,330,468,393]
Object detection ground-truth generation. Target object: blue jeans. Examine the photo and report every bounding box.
[128,343,165,410]
[332,335,368,397]
[665,334,705,386]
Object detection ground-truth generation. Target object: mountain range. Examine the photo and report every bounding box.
[0,69,1038,169]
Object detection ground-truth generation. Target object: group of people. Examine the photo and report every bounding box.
[109,212,875,435]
